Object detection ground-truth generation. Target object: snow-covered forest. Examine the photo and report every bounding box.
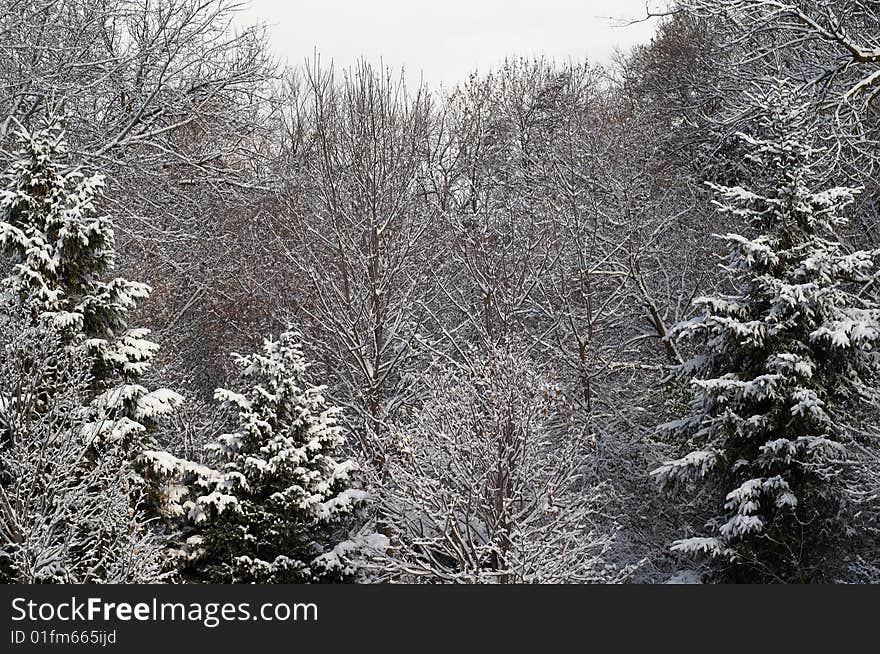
[0,0,879,584]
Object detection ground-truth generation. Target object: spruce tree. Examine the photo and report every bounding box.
[652,82,880,581]
[0,117,181,450]
[186,329,366,583]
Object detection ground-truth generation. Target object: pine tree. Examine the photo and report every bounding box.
[651,81,880,581]
[0,117,181,450]
[186,329,367,583]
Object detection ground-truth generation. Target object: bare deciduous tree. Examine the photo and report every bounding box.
[381,348,635,583]
[0,311,167,583]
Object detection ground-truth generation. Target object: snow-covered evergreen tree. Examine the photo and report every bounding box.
[651,81,880,581]
[0,117,181,451]
[185,329,368,583]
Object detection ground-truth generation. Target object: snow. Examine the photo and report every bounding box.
[135,388,184,420]
[197,491,240,515]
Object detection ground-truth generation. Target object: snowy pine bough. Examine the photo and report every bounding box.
[651,81,880,580]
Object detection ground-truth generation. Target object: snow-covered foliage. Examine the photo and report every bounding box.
[0,114,184,527]
[1,0,879,586]
[182,329,369,583]
[2,120,147,378]
[382,349,635,583]
[652,81,880,581]
[0,118,182,450]
[0,117,189,555]
[0,310,167,583]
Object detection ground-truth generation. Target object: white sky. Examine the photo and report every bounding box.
[235,0,664,88]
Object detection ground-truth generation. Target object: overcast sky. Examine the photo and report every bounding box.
[236,0,664,88]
